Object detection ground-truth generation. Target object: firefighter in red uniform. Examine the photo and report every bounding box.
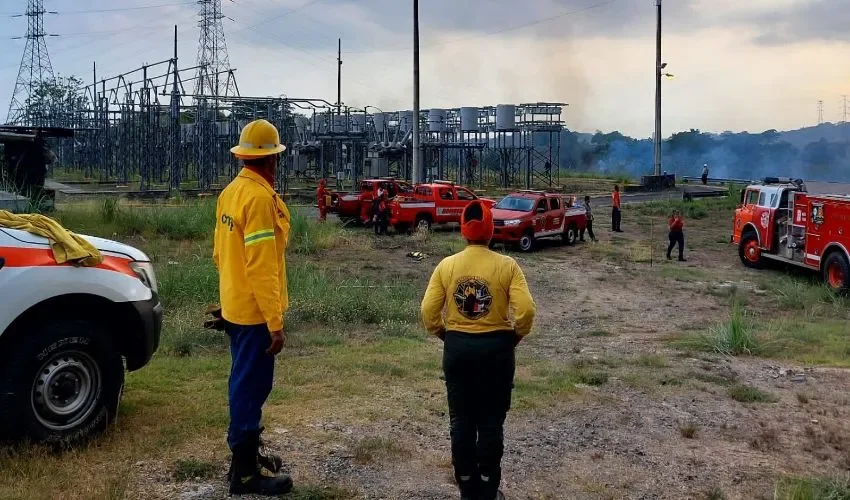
[667,210,686,261]
[374,191,389,236]
[612,185,623,232]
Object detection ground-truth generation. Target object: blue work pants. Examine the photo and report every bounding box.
[226,323,275,451]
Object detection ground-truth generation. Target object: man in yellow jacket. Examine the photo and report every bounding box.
[421,200,536,500]
[213,119,293,496]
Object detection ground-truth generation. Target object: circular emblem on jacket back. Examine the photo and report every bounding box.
[453,278,493,320]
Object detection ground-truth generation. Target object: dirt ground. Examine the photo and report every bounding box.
[116,207,850,500]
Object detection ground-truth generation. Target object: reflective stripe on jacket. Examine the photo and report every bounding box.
[214,168,291,332]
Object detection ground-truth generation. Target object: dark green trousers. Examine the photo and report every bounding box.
[443,331,516,499]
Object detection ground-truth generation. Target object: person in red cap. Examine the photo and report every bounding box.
[316,179,329,222]
[421,200,536,500]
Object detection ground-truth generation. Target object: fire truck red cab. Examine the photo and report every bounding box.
[732,177,850,292]
[388,181,495,232]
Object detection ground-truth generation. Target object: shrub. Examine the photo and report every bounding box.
[774,475,850,500]
[728,384,778,403]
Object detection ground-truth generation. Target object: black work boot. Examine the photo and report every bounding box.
[455,472,479,500]
[228,436,293,496]
[478,470,503,500]
[226,428,283,481]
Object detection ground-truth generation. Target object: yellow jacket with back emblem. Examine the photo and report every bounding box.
[420,245,536,337]
[213,168,290,333]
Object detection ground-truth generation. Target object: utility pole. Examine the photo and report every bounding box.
[817,100,824,125]
[412,0,421,184]
[653,0,663,176]
[337,38,342,116]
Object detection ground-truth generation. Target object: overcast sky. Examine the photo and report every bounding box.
[1,0,849,137]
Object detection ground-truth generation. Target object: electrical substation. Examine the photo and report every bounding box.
[3,0,568,194]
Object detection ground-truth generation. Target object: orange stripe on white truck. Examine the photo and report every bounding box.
[0,246,136,277]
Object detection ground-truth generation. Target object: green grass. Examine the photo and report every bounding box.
[635,354,668,368]
[172,458,217,481]
[351,436,411,464]
[728,384,778,403]
[632,185,741,220]
[765,274,847,318]
[675,304,762,356]
[56,199,216,240]
[286,263,420,327]
[770,320,850,367]
[774,475,850,500]
[289,209,345,255]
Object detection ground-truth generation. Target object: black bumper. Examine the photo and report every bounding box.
[127,293,163,371]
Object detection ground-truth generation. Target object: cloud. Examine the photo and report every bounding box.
[747,0,850,45]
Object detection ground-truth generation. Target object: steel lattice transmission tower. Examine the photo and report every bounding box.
[6,0,56,125]
[194,0,234,97]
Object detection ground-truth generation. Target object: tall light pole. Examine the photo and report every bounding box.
[412,0,421,184]
[653,0,662,176]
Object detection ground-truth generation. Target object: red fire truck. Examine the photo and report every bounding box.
[491,190,587,251]
[388,181,495,233]
[330,178,413,223]
[732,178,850,292]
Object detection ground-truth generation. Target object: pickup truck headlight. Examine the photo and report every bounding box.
[504,219,522,226]
[130,261,159,294]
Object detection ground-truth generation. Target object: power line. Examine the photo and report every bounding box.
[2,1,194,17]
[344,0,621,54]
[229,0,324,34]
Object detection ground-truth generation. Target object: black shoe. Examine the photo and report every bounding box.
[229,436,293,496]
[678,258,687,262]
[456,472,479,500]
[227,430,283,481]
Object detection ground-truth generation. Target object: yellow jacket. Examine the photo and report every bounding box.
[421,245,536,337]
[213,168,291,332]
[0,210,103,266]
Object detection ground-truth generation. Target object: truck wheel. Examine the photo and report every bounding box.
[564,223,578,246]
[519,231,536,252]
[415,215,432,232]
[738,234,763,269]
[0,320,124,447]
[823,252,850,293]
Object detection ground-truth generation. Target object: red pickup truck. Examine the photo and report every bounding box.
[491,191,587,251]
[389,181,496,232]
[331,178,413,223]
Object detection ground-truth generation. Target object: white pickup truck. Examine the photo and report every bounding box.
[0,228,162,446]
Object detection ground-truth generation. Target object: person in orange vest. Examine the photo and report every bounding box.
[421,200,536,500]
[213,119,293,496]
[667,209,686,261]
[316,178,328,222]
[612,185,623,232]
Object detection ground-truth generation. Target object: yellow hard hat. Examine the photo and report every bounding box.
[230,119,287,159]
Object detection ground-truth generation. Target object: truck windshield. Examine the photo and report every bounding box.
[496,196,536,212]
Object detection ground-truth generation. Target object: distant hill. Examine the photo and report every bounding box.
[777,122,850,149]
